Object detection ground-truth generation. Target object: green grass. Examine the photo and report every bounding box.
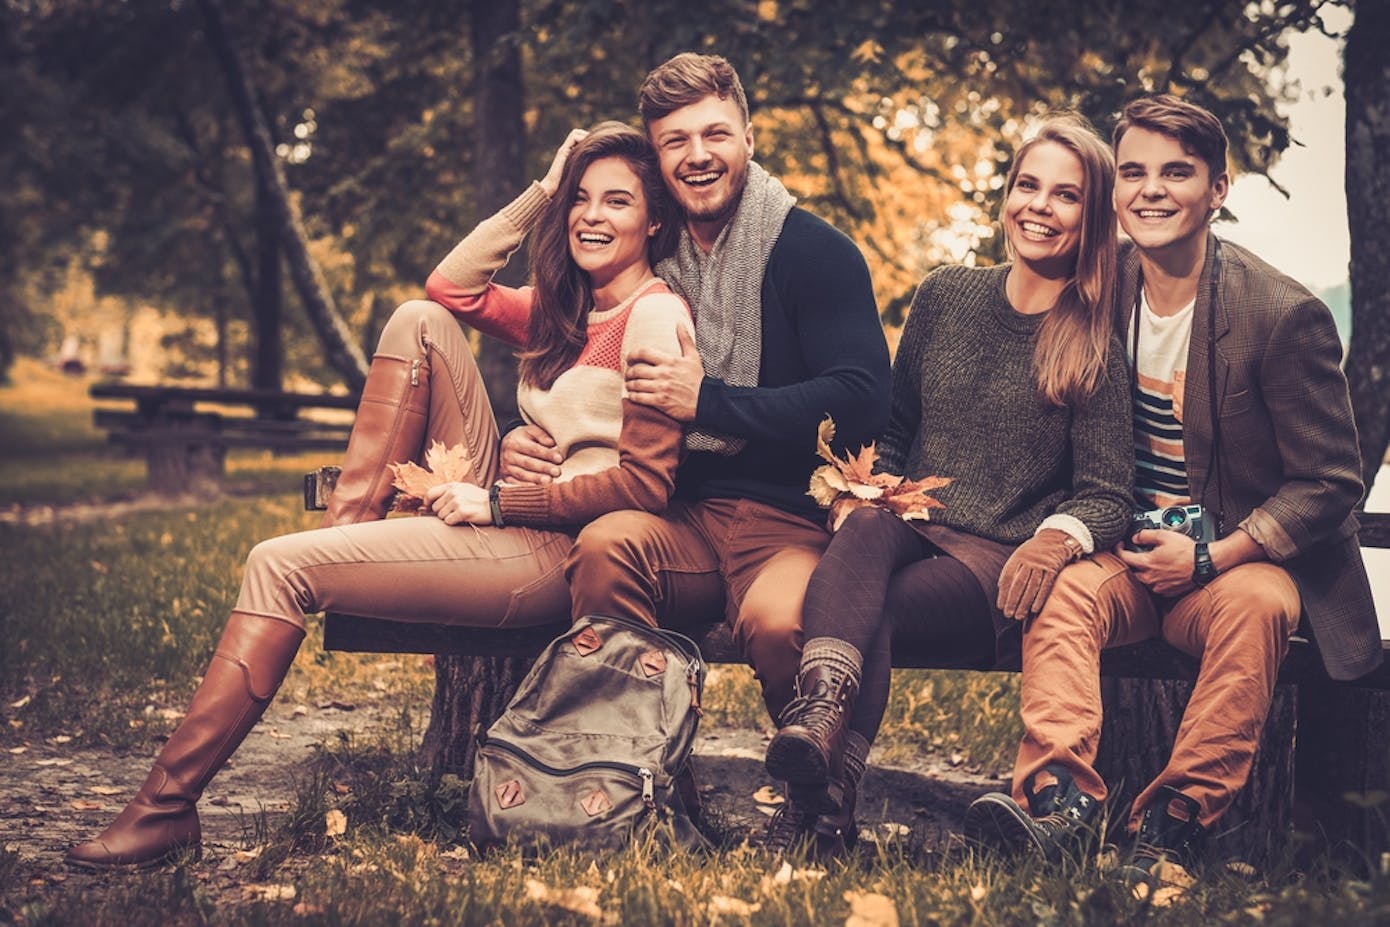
[4,352,1389,926]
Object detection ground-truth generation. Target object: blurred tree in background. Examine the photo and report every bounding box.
[1,0,1382,473]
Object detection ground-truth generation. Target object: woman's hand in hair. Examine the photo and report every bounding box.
[426,481,493,526]
[540,128,590,197]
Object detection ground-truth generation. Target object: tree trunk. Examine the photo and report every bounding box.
[468,0,525,423]
[421,0,531,779]
[251,173,282,391]
[1096,678,1296,866]
[1344,1,1390,495]
[197,0,369,392]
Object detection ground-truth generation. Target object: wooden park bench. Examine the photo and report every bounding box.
[319,504,1390,864]
[91,382,359,494]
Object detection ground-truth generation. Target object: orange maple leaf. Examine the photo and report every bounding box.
[388,440,477,514]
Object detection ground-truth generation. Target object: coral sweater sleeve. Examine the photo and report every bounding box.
[424,182,551,347]
[498,291,693,526]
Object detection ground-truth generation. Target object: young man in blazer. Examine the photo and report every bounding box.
[964,94,1381,887]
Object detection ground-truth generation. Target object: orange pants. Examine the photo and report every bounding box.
[1013,552,1299,831]
[565,498,830,720]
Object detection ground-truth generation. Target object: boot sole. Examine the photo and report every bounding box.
[65,844,202,871]
[962,793,1044,858]
[764,730,839,813]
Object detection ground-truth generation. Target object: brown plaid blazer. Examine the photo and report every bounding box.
[1118,234,1382,681]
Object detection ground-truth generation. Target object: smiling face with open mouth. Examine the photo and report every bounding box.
[1114,125,1228,259]
[566,156,657,298]
[648,94,754,248]
[1003,140,1086,276]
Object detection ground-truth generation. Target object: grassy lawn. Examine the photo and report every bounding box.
[3,356,1388,925]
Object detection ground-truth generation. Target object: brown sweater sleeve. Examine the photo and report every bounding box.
[495,397,682,525]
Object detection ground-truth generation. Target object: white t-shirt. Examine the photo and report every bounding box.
[1130,290,1195,508]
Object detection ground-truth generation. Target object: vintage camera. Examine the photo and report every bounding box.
[1125,503,1214,551]
[302,465,341,511]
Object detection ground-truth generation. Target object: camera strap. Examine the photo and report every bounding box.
[1130,237,1227,537]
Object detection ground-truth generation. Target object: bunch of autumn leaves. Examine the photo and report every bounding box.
[808,416,950,530]
[386,417,950,529]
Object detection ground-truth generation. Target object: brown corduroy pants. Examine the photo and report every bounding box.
[565,498,831,720]
[1012,551,1299,831]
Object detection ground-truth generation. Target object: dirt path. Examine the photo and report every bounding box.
[3,700,1003,885]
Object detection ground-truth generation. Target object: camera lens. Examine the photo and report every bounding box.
[1160,506,1189,529]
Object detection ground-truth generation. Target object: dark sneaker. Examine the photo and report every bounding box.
[962,766,1101,864]
[1119,787,1205,896]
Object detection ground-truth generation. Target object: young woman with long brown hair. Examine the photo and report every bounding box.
[68,121,693,869]
[760,113,1135,856]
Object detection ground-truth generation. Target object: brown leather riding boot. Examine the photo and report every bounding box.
[65,612,305,870]
[764,638,862,814]
[321,353,430,527]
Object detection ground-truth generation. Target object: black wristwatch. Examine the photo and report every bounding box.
[488,481,506,528]
[1192,541,1218,587]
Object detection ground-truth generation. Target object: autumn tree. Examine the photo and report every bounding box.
[1343,0,1390,493]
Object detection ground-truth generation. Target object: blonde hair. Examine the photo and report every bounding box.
[1001,113,1118,406]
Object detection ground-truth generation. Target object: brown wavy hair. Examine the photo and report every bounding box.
[1001,112,1118,406]
[638,52,749,128]
[1113,94,1229,182]
[518,121,680,390]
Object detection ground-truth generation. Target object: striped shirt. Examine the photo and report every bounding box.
[1130,291,1195,508]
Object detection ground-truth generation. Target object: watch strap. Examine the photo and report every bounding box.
[1192,540,1217,587]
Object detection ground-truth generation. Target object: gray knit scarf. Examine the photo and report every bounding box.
[657,161,796,455]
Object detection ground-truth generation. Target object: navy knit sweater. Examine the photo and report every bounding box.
[681,208,892,523]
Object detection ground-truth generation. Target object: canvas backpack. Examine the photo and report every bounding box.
[467,613,707,853]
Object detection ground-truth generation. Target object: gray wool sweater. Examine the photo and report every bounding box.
[878,263,1134,550]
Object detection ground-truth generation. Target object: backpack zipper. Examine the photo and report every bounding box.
[485,736,656,806]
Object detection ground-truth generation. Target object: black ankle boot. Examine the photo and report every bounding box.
[765,661,860,813]
[1119,787,1205,889]
[757,792,819,855]
[963,764,1102,864]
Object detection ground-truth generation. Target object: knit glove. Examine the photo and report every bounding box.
[997,528,1083,621]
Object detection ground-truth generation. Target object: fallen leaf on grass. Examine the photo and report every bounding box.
[708,895,761,918]
[69,799,103,811]
[844,890,899,927]
[245,883,298,902]
[768,861,827,886]
[8,746,26,755]
[324,809,347,837]
[35,758,72,767]
[751,785,784,806]
[90,785,122,796]
[10,695,31,709]
[292,902,326,916]
[524,878,608,921]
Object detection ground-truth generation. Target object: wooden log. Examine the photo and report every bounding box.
[1293,682,1390,865]
[1095,678,1297,866]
